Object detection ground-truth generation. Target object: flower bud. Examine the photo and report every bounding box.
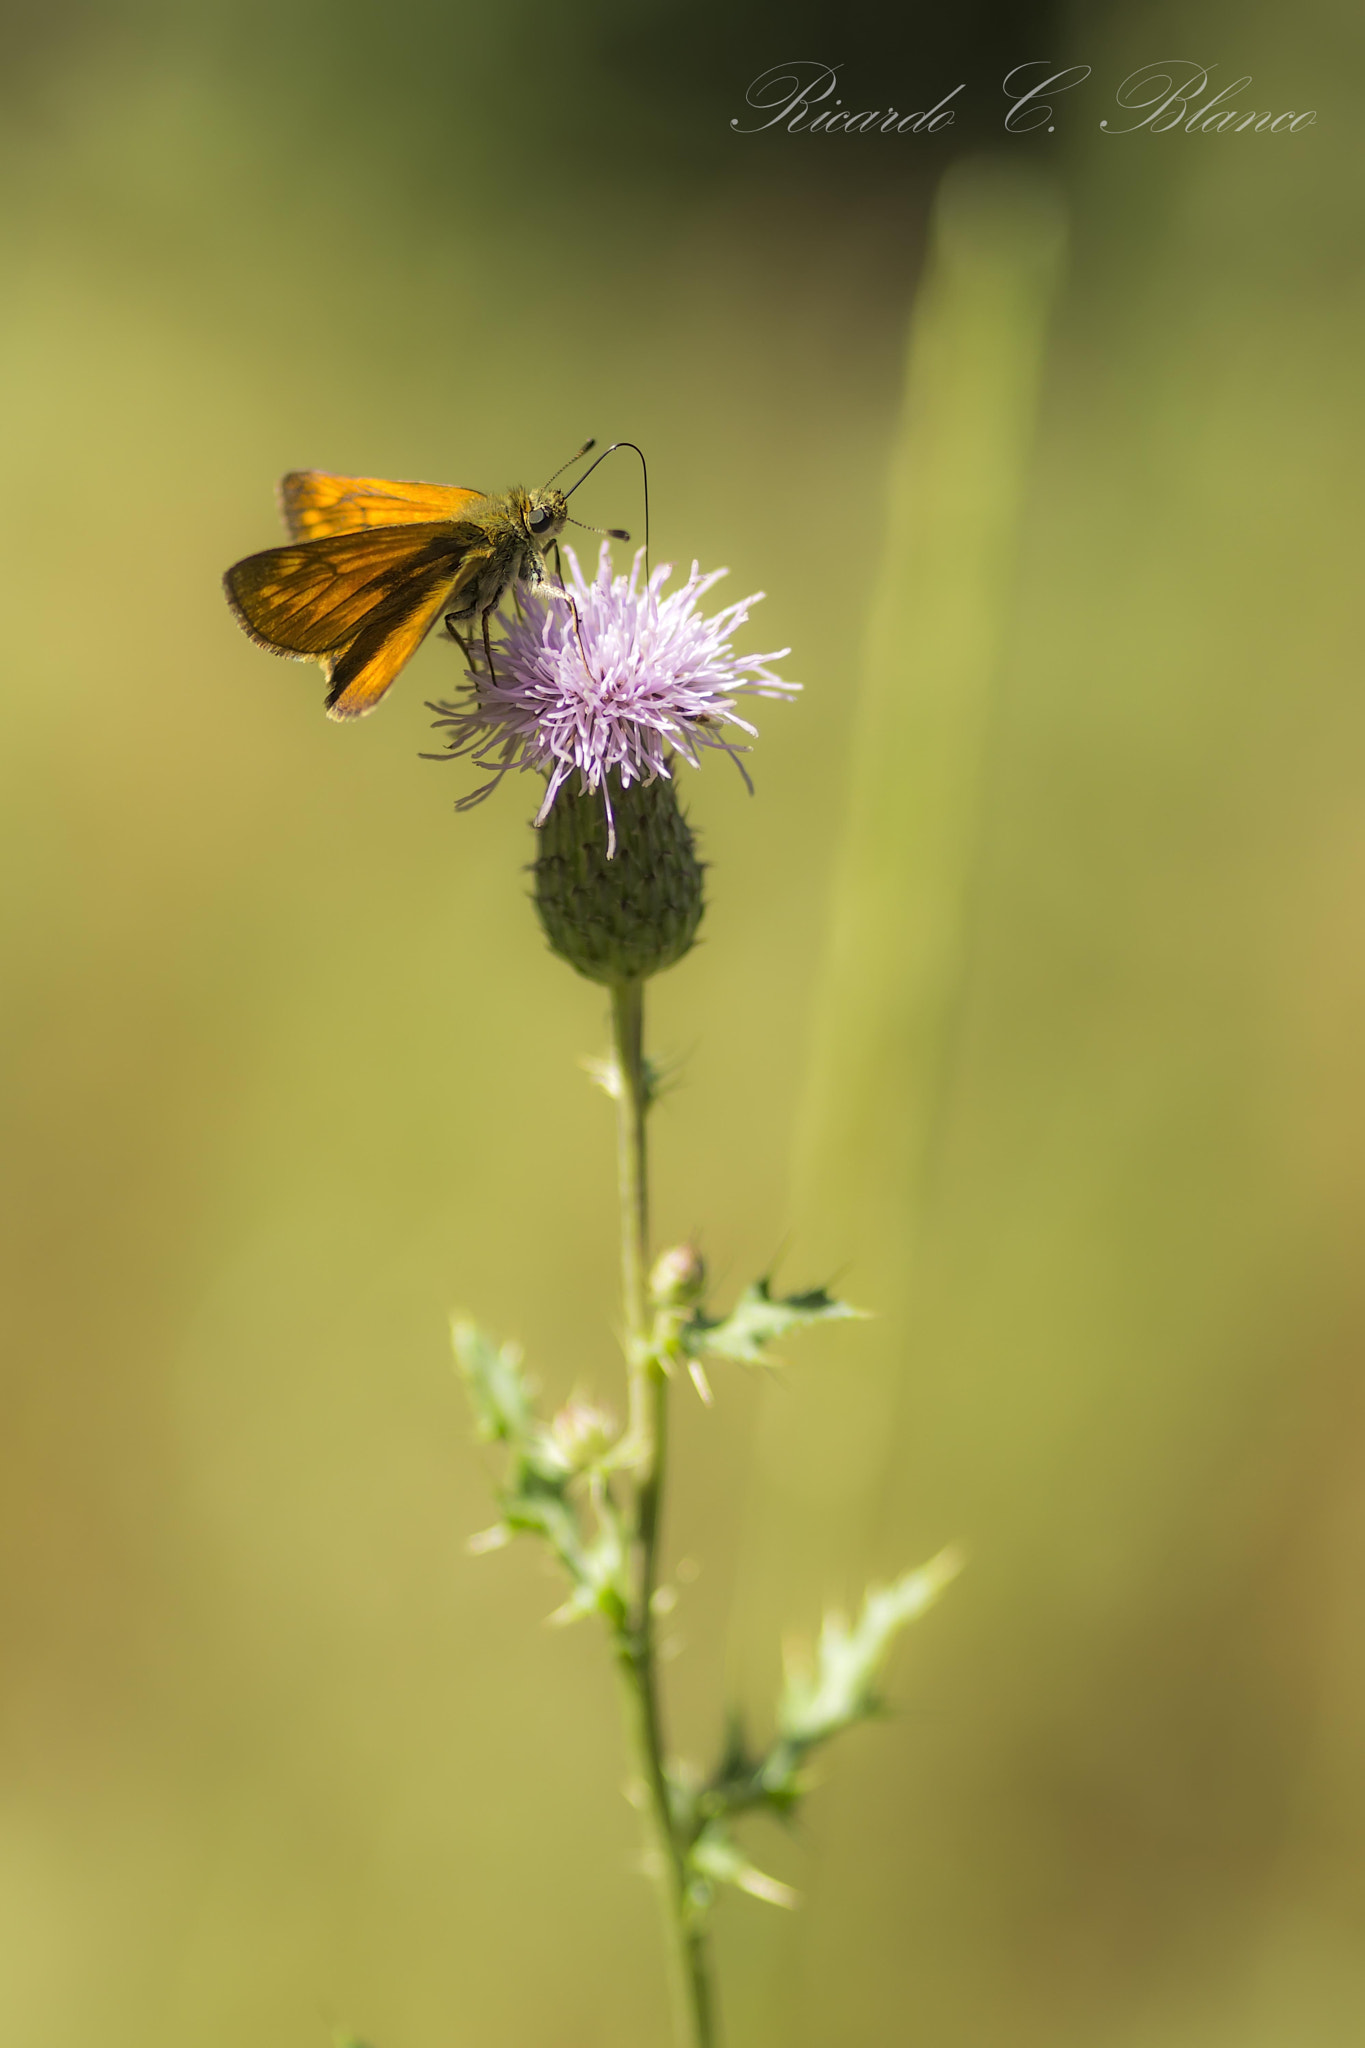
[548,1397,619,1473]
[649,1243,706,1312]
[533,772,704,985]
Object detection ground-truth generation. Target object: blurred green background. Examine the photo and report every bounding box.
[1,1,1362,2043]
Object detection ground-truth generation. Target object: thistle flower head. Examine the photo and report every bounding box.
[427,544,797,842]
[548,1397,619,1474]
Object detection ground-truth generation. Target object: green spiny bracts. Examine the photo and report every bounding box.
[533,772,704,984]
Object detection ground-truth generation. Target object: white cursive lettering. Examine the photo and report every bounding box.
[731,64,963,138]
[730,61,841,135]
[1101,62,1317,135]
[1002,61,1092,133]
[1102,60,1212,133]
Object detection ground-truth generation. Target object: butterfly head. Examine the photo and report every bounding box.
[521,486,568,548]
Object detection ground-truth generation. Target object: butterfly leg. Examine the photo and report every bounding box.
[449,617,491,678]
[481,606,499,686]
[564,591,600,685]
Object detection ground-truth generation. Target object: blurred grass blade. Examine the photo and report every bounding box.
[795,160,1066,1264]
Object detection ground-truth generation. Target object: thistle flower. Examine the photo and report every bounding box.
[548,1397,619,1474]
[426,544,797,846]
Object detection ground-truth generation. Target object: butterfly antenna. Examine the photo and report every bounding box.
[567,516,631,541]
[543,438,597,488]
[562,441,650,579]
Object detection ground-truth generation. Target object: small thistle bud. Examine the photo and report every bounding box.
[549,1397,619,1473]
[650,1243,706,1312]
[534,772,704,985]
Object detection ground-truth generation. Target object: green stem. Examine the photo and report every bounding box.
[612,978,650,1437]
[609,978,716,2048]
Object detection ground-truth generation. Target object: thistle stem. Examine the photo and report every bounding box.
[610,977,716,2048]
[612,977,650,1433]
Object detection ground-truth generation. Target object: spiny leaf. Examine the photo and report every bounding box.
[780,1547,964,1747]
[690,1824,799,1909]
[687,1279,863,1366]
[452,1318,536,1443]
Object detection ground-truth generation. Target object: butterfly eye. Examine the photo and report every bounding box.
[528,505,554,535]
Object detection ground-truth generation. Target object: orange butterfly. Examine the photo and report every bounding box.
[223,447,627,719]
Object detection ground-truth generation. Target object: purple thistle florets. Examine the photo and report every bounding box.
[427,544,797,848]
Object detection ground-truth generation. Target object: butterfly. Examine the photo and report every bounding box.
[222,443,630,720]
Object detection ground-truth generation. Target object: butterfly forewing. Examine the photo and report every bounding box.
[323,558,479,720]
[224,521,467,658]
[280,471,483,542]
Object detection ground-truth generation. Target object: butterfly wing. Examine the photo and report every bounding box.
[224,520,483,717]
[322,559,487,719]
[279,471,484,542]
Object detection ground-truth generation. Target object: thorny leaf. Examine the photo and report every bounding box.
[779,1548,964,1747]
[684,1279,863,1367]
